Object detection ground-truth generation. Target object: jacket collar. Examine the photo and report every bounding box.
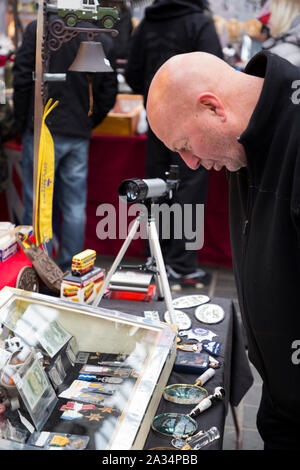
[237,51,299,179]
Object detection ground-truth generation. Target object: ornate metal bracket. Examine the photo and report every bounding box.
[40,1,119,103]
[47,18,119,52]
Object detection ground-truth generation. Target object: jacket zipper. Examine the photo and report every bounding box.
[239,177,270,393]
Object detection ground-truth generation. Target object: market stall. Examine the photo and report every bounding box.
[2,134,233,270]
[0,286,252,451]
[0,0,265,453]
[85,134,232,268]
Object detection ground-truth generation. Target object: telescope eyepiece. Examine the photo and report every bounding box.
[118,165,180,204]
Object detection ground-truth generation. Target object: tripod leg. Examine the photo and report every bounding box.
[92,216,141,306]
[148,219,177,324]
[146,224,164,300]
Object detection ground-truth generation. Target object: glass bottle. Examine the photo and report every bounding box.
[181,426,220,450]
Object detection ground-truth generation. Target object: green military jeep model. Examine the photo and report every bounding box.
[57,0,120,29]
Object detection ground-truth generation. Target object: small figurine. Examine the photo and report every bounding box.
[71,249,96,276]
[55,0,120,29]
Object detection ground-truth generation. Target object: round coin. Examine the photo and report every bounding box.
[172,295,210,309]
[164,310,191,331]
[195,304,225,324]
[71,439,87,449]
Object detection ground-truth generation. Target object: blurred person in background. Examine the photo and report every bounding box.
[125,0,223,291]
[13,18,118,271]
[262,0,300,65]
[109,2,133,70]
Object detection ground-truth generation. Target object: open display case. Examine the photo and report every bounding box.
[0,287,177,450]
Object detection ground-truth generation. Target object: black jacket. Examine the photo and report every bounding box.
[13,19,118,138]
[125,0,223,104]
[229,51,300,424]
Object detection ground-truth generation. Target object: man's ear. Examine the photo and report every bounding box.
[196,92,226,122]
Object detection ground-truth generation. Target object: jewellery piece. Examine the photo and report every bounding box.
[80,365,131,378]
[60,401,95,411]
[100,407,116,414]
[179,327,217,342]
[172,295,210,309]
[202,341,221,356]
[164,310,191,331]
[81,388,114,396]
[78,393,105,405]
[208,356,221,368]
[71,439,89,449]
[100,377,123,384]
[86,412,104,422]
[49,435,70,447]
[163,384,208,405]
[195,304,225,324]
[97,361,125,367]
[176,344,198,352]
[78,374,123,384]
[151,413,198,438]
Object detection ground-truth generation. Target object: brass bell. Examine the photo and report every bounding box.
[69,41,113,73]
[69,41,113,116]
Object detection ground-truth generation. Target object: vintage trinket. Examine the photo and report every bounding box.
[164,310,192,331]
[179,327,217,342]
[152,413,198,438]
[172,295,210,309]
[163,384,208,405]
[195,304,225,324]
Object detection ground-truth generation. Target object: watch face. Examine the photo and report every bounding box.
[195,304,225,324]
[164,310,191,331]
[172,295,210,309]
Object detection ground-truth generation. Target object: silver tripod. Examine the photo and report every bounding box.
[92,205,177,325]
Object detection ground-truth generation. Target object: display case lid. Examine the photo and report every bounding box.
[0,287,177,450]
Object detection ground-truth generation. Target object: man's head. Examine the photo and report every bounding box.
[147,52,264,172]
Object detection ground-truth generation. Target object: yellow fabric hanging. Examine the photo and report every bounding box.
[34,98,59,246]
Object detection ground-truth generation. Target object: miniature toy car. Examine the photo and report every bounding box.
[57,0,120,28]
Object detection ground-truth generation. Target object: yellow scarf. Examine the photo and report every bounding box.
[34,98,59,246]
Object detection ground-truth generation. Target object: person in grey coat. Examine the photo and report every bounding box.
[262,0,300,66]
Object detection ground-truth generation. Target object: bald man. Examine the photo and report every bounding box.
[147,50,300,450]
[125,0,223,289]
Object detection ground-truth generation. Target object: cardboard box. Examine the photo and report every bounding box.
[0,223,17,262]
[92,94,143,136]
[60,266,105,305]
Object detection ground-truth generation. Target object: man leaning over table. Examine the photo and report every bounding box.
[146,49,300,450]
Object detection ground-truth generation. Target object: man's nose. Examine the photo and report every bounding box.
[178,150,200,170]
